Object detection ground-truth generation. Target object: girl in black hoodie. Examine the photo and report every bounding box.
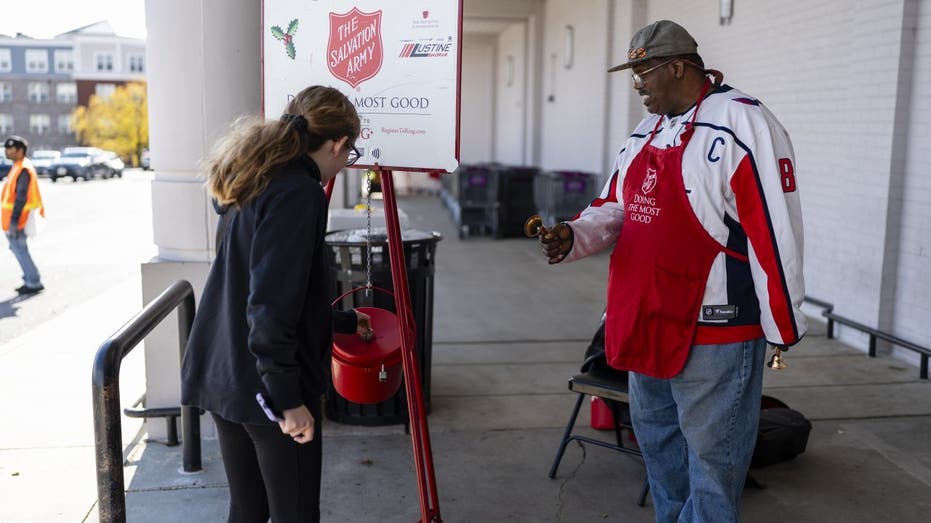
[182,85,370,522]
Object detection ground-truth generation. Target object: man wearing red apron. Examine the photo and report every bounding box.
[541,21,806,522]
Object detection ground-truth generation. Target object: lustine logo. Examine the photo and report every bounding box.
[328,8,383,88]
[399,42,452,58]
[641,168,657,194]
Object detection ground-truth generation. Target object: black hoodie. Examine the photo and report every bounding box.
[181,156,356,424]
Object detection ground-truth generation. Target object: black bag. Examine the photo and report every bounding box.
[751,396,812,468]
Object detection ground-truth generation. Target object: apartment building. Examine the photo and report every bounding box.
[0,21,144,151]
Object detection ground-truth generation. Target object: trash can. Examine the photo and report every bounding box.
[534,170,600,225]
[324,228,442,425]
[454,163,499,238]
[496,166,540,237]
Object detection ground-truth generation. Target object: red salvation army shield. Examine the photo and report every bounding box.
[328,8,384,88]
[641,168,657,194]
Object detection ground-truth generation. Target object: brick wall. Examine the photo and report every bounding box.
[889,0,931,361]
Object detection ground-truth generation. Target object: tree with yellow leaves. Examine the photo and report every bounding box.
[71,82,149,167]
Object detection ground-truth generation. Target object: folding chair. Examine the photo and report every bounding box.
[548,327,650,507]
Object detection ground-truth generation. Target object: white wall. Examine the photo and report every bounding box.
[494,22,527,165]
[890,0,931,361]
[460,38,496,164]
[539,0,610,174]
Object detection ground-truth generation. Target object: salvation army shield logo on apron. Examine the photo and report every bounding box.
[328,8,384,88]
[641,168,658,194]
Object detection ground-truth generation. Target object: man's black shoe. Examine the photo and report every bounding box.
[15,285,28,293]
[17,285,44,295]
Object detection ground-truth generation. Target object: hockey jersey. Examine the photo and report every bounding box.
[565,85,806,347]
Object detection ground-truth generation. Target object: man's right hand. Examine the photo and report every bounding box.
[540,222,573,264]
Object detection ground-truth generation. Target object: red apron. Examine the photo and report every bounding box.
[605,82,749,378]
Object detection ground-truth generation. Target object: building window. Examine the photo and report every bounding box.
[58,114,72,134]
[96,53,114,72]
[26,49,49,73]
[54,50,74,73]
[28,82,49,103]
[0,114,12,134]
[95,83,116,99]
[0,82,11,103]
[30,114,50,135]
[0,49,10,73]
[56,82,77,104]
[129,54,145,73]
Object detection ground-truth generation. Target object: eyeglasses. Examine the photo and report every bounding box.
[631,59,675,87]
[345,143,362,166]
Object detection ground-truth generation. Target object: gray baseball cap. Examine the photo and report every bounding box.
[608,20,698,72]
[4,135,28,149]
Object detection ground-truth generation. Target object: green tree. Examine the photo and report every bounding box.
[71,82,149,166]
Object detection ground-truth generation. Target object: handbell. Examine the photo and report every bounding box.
[767,347,787,370]
[524,214,546,238]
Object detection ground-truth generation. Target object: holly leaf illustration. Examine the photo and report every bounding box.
[286,41,296,60]
[287,19,299,35]
[271,26,285,40]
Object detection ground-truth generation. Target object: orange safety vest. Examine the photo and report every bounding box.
[1,158,45,232]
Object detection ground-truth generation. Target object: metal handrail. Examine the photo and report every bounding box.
[123,394,183,446]
[804,296,928,379]
[92,280,201,523]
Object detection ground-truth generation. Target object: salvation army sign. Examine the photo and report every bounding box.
[327,8,383,88]
[263,1,462,172]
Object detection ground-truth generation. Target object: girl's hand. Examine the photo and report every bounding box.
[279,405,315,444]
[355,309,374,341]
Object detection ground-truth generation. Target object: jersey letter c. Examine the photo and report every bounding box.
[707,137,726,163]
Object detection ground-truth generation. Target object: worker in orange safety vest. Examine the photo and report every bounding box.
[2,135,45,294]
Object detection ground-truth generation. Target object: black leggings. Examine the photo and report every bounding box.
[211,401,322,523]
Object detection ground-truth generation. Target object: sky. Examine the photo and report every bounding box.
[0,0,146,40]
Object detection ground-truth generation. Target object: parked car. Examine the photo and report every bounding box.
[101,151,125,178]
[140,148,151,170]
[30,150,61,176]
[49,147,111,182]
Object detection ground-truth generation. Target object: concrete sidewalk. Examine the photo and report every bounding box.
[5,192,931,522]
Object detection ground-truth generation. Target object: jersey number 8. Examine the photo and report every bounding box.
[779,158,796,193]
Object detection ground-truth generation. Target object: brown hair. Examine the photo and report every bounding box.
[205,85,360,207]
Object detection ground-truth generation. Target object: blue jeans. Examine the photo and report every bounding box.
[629,338,767,523]
[6,228,42,287]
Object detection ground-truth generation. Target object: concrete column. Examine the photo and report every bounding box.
[141,0,260,438]
[605,0,646,183]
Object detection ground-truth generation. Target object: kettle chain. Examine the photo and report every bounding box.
[365,171,373,299]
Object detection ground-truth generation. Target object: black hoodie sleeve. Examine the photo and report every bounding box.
[9,170,30,227]
[246,180,326,411]
[332,309,358,334]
